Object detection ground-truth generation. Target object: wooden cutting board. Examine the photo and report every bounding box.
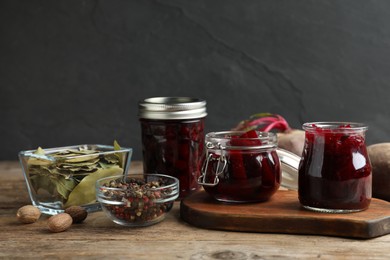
[180,190,390,239]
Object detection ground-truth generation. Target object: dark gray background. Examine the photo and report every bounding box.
[1,0,390,161]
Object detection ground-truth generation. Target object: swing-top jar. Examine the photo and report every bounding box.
[139,97,207,198]
[199,130,281,203]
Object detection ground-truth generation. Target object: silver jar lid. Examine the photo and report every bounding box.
[138,97,207,120]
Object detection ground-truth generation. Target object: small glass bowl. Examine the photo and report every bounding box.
[96,174,179,227]
[18,144,132,215]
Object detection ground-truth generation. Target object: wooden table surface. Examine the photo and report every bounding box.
[1,161,390,259]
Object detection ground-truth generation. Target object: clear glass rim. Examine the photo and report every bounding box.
[96,173,179,192]
[302,122,368,133]
[19,144,132,161]
[96,174,180,204]
[205,131,277,150]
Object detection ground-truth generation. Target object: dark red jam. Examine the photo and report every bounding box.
[298,123,372,212]
[202,130,280,203]
[140,118,205,198]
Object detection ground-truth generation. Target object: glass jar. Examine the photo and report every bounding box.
[18,144,132,215]
[298,122,372,213]
[138,97,207,198]
[198,131,282,203]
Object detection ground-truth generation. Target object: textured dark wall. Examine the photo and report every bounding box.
[1,0,390,160]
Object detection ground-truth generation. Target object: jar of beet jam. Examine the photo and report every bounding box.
[298,122,372,213]
[198,130,281,203]
[138,97,207,198]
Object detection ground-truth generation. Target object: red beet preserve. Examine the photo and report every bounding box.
[298,122,372,213]
[139,97,207,198]
[199,130,280,203]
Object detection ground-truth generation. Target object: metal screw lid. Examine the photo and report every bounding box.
[138,97,207,120]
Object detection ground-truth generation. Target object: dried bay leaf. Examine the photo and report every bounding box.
[53,177,77,200]
[64,154,100,163]
[103,154,119,164]
[114,140,125,168]
[30,173,55,195]
[28,141,126,206]
[57,167,82,173]
[64,165,123,207]
[29,169,75,200]
[98,161,111,169]
[27,147,52,166]
[57,158,100,168]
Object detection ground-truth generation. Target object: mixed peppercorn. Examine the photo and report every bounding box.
[100,177,174,224]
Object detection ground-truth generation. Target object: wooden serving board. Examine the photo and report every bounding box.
[180,190,390,239]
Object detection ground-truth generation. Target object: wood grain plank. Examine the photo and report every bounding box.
[1,161,390,259]
[180,190,390,239]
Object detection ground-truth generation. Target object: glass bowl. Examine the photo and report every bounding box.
[18,144,132,215]
[96,174,179,227]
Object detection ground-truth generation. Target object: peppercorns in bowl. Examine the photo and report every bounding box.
[96,174,179,227]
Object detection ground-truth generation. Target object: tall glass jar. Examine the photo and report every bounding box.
[138,97,207,198]
[298,122,372,213]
